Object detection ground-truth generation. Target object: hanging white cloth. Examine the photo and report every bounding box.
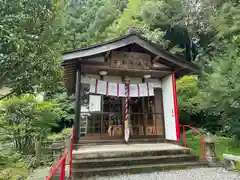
[108,82,118,96]
[118,83,126,97]
[89,78,154,97]
[148,83,154,96]
[129,84,139,97]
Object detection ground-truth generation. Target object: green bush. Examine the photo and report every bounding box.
[0,95,61,154]
[47,128,72,141]
[185,128,208,138]
[0,167,28,180]
[0,145,30,179]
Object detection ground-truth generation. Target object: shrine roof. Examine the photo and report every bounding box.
[62,31,200,74]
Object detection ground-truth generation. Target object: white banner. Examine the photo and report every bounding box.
[129,84,138,97]
[89,78,154,97]
[148,83,154,96]
[138,83,148,97]
[97,80,107,95]
[108,82,118,96]
[118,84,125,97]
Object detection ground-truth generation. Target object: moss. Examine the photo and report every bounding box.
[0,167,28,180]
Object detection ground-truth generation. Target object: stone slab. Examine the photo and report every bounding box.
[73,143,186,155]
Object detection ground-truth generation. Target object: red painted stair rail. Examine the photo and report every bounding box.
[69,128,74,177]
[45,152,68,180]
[45,128,74,180]
[182,125,206,160]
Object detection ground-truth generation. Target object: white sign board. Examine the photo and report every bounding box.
[89,95,101,112]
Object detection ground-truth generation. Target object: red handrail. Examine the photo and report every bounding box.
[182,125,206,160]
[69,128,74,177]
[46,152,68,180]
[46,128,74,180]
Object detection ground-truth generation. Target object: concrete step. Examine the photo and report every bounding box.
[77,138,170,146]
[72,154,199,169]
[72,161,208,178]
[72,149,189,160]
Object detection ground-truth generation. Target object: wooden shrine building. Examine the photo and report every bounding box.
[62,29,200,146]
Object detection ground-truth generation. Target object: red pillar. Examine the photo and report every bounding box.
[172,73,180,141]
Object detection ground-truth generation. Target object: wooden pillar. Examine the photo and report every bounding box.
[142,78,147,136]
[100,75,104,135]
[73,67,82,145]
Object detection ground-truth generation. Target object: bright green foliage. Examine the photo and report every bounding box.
[107,0,145,37]
[0,167,28,180]
[0,0,64,94]
[53,93,74,125]
[184,135,240,169]
[45,85,75,131]
[213,2,240,39]
[63,0,125,49]
[141,0,187,28]
[199,49,240,144]
[47,128,72,141]
[177,76,200,114]
[64,0,192,56]
[198,2,240,145]
[0,144,30,179]
[176,76,223,133]
[0,95,61,154]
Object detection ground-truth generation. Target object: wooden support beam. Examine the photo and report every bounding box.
[73,66,82,145]
[105,51,111,59]
[152,55,160,63]
[142,78,147,136]
[82,65,171,74]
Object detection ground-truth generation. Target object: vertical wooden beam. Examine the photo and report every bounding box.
[142,78,147,136]
[121,97,125,137]
[73,66,82,145]
[100,75,104,135]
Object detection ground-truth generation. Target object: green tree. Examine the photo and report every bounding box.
[0,0,64,95]
[45,86,75,132]
[177,76,200,114]
[63,0,126,49]
[198,1,240,145]
[0,95,60,153]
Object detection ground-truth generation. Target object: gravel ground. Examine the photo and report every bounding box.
[27,167,239,180]
[87,168,240,180]
[26,165,70,180]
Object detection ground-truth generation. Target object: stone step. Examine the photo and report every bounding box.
[72,161,208,178]
[72,154,199,169]
[77,138,169,146]
[72,149,189,160]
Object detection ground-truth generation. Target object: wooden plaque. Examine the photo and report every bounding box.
[110,51,152,69]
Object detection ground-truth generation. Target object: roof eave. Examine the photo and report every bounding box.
[62,33,200,74]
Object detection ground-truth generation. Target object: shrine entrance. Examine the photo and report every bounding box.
[79,84,164,140]
[62,29,199,144]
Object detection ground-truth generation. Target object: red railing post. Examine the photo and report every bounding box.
[60,156,66,180]
[183,125,187,148]
[181,124,206,161]
[69,128,74,178]
[45,152,68,180]
[201,136,206,160]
